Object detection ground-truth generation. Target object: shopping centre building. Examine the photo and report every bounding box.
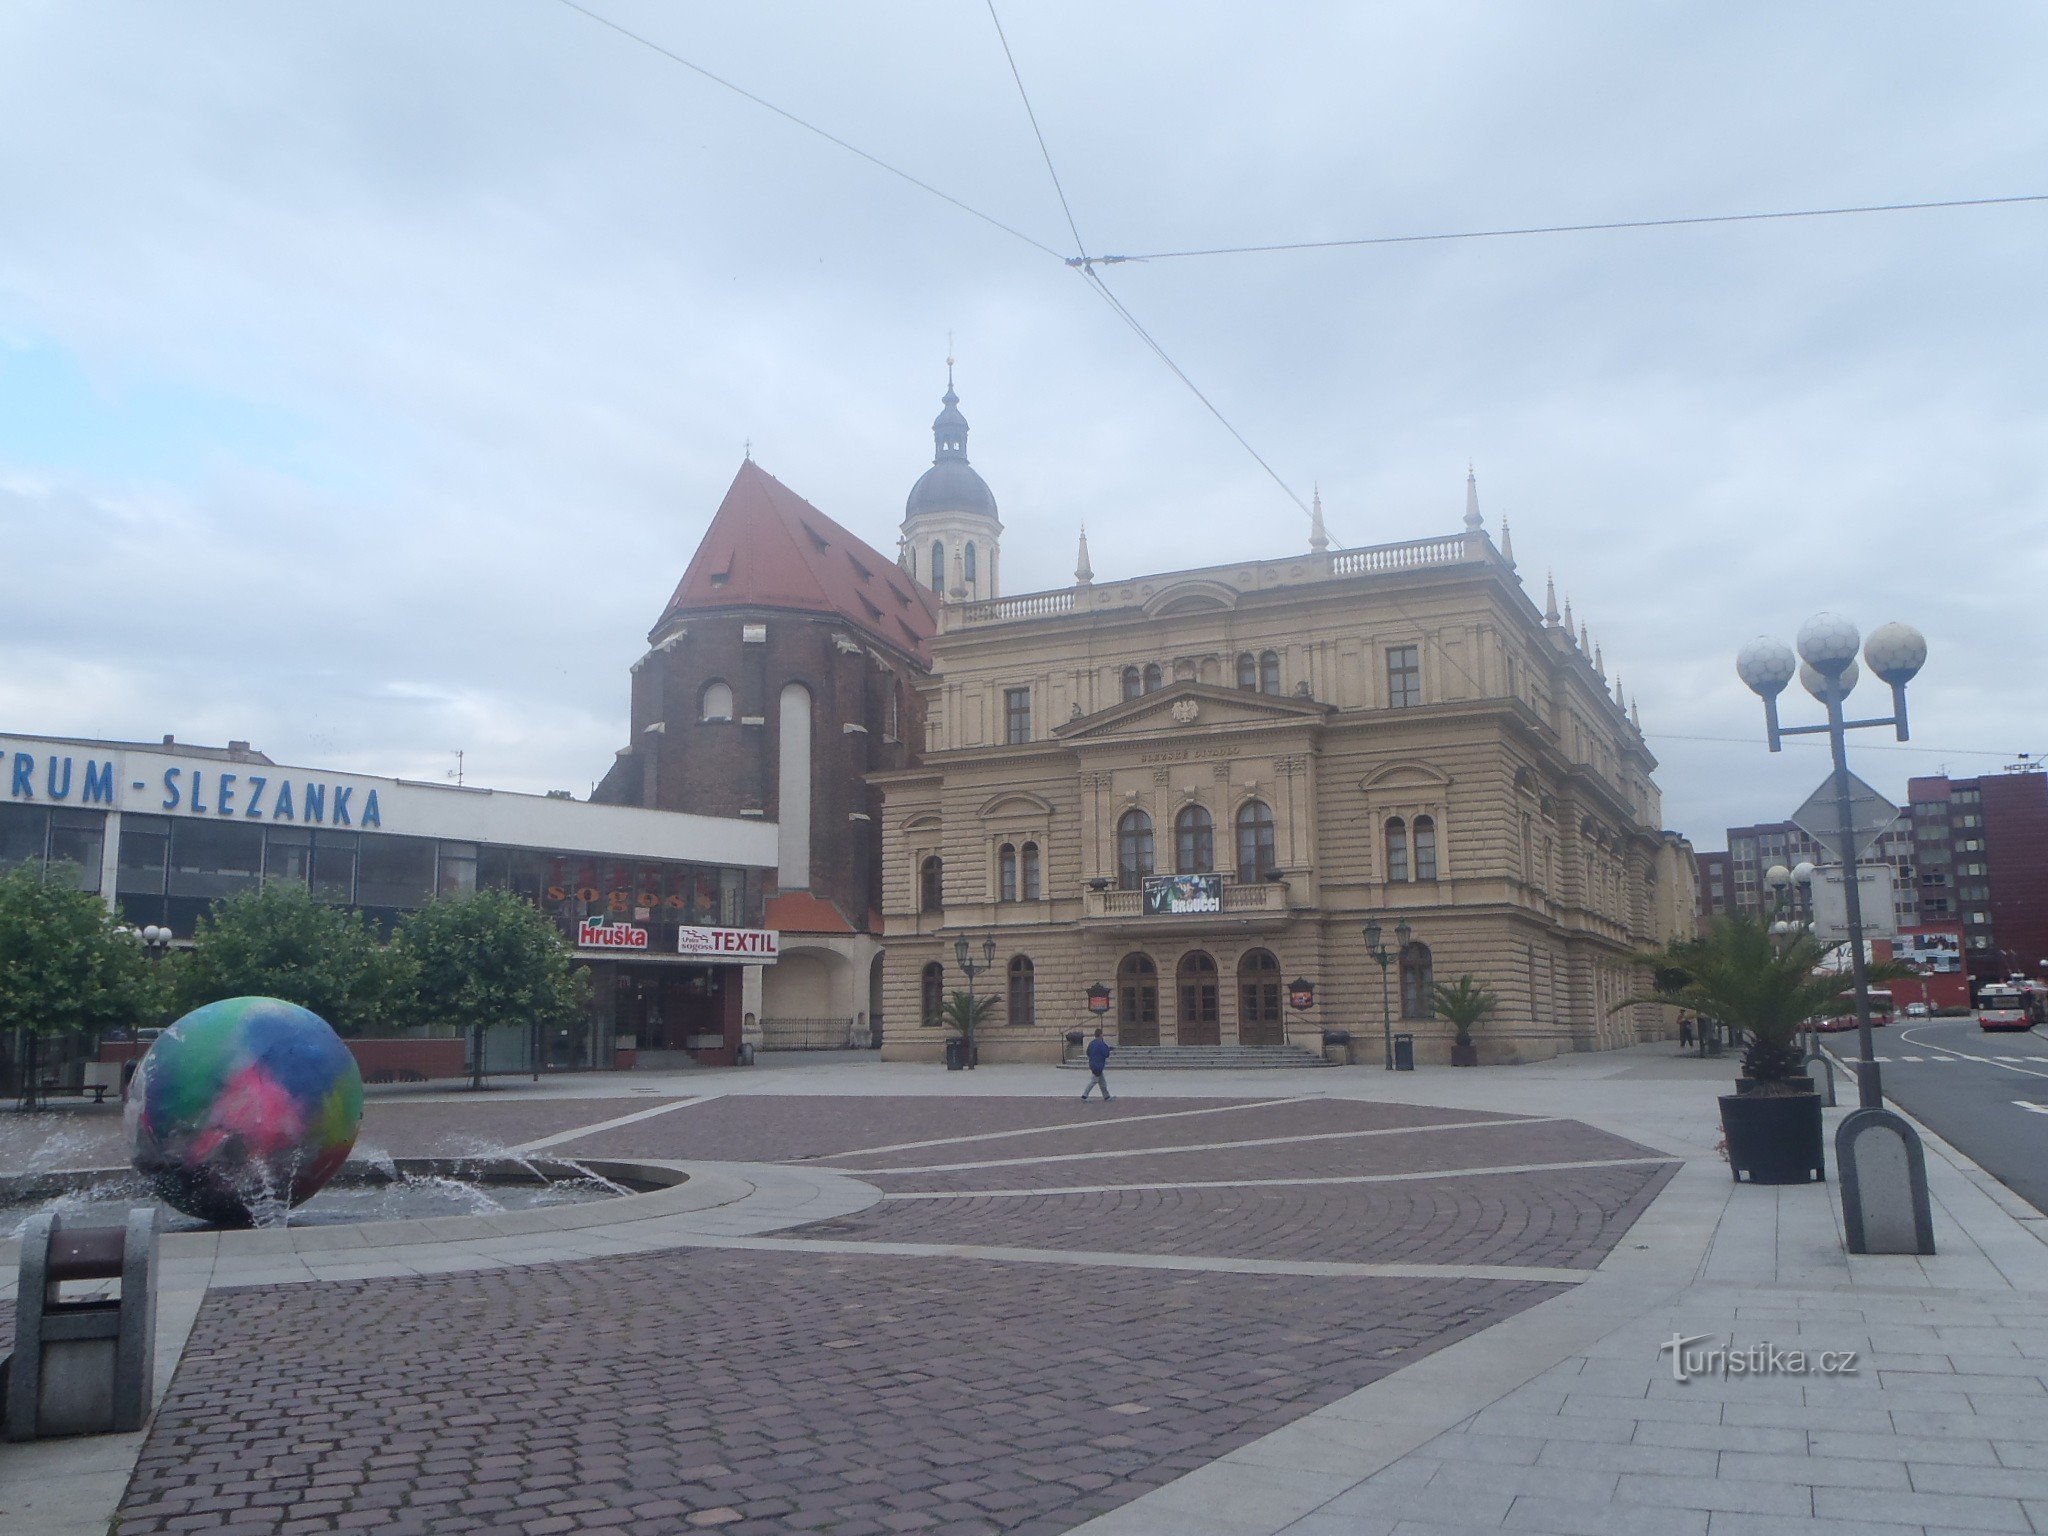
[0,731,779,1067]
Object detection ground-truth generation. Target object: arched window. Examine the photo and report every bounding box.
[777,682,813,889]
[1400,942,1434,1019]
[919,856,944,912]
[1259,650,1281,694]
[887,680,902,741]
[1413,815,1438,881]
[698,680,734,722]
[1116,810,1155,890]
[964,541,978,585]
[1007,955,1034,1027]
[1142,662,1163,694]
[1022,842,1042,901]
[921,962,945,1027]
[1117,953,1159,1045]
[1121,666,1143,702]
[1174,805,1214,873]
[1237,651,1258,690]
[998,843,1018,902]
[1176,950,1220,1045]
[930,540,944,592]
[1385,817,1409,883]
[1238,948,1283,1046]
[1235,800,1276,882]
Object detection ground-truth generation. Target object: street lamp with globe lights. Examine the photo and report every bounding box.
[1362,918,1411,1071]
[952,934,997,1069]
[1738,613,1933,1253]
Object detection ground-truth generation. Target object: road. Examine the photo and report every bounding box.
[1825,1014,2048,1216]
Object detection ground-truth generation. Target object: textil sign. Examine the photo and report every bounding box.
[676,926,780,963]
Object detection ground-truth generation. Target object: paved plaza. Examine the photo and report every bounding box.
[3,1046,2046,1535]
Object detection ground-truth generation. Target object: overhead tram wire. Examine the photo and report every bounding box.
[554,0,1068,263]
[1072,192,2048,268]
[981,0,1319,531]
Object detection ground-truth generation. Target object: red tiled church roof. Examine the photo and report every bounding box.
[764,890,858,936]
[657,460,936,664]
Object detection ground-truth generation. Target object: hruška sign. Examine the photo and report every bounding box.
[676,926,779,963]
[577,918,649,950]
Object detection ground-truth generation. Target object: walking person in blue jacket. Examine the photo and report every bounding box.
[1082,1026,1114,1101]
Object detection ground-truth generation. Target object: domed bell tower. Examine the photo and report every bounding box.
[899,362,1002,602]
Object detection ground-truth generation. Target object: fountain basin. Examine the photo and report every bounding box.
[2,1157,688,1242]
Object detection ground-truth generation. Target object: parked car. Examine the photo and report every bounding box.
[1904,1003,1930,1018]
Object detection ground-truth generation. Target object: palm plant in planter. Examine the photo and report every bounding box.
[1431,975,1498,1067]
[939,990,998,1069]
[1625,913,1908,1184]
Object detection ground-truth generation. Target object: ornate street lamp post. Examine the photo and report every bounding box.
[1738,613,1933,1253]
[1362,918,1411,1071]
[953,933,996,1070]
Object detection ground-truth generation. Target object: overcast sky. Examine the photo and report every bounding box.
[4,2,2043,851]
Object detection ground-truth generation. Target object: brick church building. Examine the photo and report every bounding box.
[593,373,999,1047]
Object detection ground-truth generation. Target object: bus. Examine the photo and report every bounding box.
[1814,989,1891,1032]
[1977,984,2044,1033]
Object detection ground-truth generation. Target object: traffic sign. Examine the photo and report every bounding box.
[1790,771,1899,864]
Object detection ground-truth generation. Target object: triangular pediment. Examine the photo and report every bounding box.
[1055,683,1332,742]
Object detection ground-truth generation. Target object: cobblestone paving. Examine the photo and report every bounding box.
[799,1162,1677,1270]
[855,1117,1664,1192]
[116,1249,1559,1536]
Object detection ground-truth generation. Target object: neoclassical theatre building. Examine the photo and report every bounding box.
[874,449,1697,1064]
[602,370,1694,1061]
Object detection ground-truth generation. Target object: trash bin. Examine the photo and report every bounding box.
[1392,1033,1415,1071]
[5,1207,160,1440]
[944,1036,966,1071]
[736,1041,757,1067]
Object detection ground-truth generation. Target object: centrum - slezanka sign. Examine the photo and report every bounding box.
[2,739,389,830]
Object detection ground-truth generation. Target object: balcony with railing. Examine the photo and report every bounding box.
[1081,875,1292,931]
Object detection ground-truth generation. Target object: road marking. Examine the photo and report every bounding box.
[804,1093,1329,1163]
[1901,1056,1925,1062]
[842,1117,1566,1176]
[1896,1024,2048,1083]
[507,1095,709,1154]
[2016,1102,2048,1117]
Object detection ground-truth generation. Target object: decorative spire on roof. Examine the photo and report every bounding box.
[1464,463,1483,531]
[1543,571,1560,626]
[1075,522,1094,585]
[1630,699,1642,731]
[1563,592,1576,635]
[1309,484,1329,553]
[1579,620,1591,654]
[1613,675,1625,711]
[1499,516,1515,570]
[1594,641,1605,678]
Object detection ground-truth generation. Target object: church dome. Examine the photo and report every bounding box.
[904,379,1000,523]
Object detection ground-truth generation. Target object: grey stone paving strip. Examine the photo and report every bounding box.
[842,1115,1570,1176]
[797,1091,1325,1162]
[504,1093,708,1153]
[877,1154,1679,1200]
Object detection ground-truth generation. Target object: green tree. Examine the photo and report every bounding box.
[178,884,412,1036]
[1622,912,1913,1085]
[396,891,590,1088]
[938,989,998,1068]
[1431,974,1500,1048]
[0,864,165,1103]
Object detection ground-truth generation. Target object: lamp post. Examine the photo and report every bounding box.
[953,933,996,1069]
[1363,918,1411,1071]
[1738,613,1934,1253]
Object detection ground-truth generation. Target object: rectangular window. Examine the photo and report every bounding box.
[438,842,479,897]
[47,810,105,893]
[168,820,264,899]
[1386,645,1421,708]
[263,828,312,886]
[1004,687,1032,745]
[356,835,437,909]
[116,814,171,896]
[311,831,359,903]
[0,804,46,872]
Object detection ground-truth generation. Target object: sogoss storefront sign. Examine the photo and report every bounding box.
[677,926,780,964]
[2,738,390,830]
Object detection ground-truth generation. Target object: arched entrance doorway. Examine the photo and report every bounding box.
[1237,949,1284,1046]
[1177,951,1220,1046]
[1116,953,1159,1046]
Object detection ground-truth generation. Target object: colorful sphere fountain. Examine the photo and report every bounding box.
[125,997,363,1227]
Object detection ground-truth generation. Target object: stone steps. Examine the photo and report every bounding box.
[1060,1044,1331,1070]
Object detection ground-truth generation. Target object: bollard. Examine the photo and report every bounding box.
[3,1207,160,1440]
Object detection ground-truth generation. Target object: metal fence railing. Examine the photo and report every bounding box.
[760,1017,874,1051]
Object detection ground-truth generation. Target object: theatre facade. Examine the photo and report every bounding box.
[874,491,1698,1065]
[1,732,780,1067]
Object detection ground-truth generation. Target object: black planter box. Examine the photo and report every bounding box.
[1720,1091,1825,1183]
[1734,1075,1812,1096]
